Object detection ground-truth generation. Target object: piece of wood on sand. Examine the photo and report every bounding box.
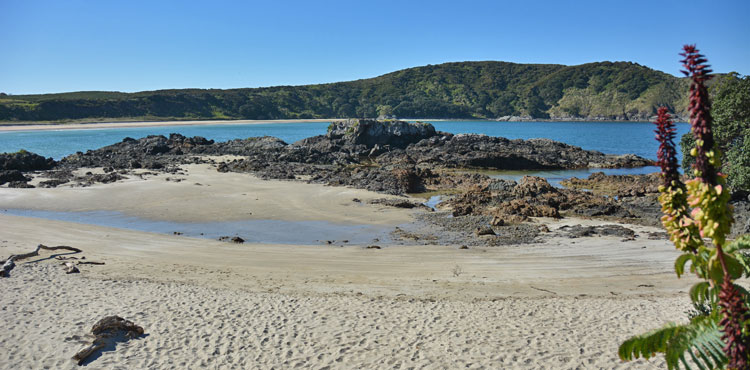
[63,262,80,274]
[1,244,83,277]
[73,316,144,366]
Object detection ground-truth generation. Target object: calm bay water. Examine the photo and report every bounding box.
[0,122,331,160]
[0,120,690,162]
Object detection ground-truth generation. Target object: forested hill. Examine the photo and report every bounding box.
[0,61,690,122]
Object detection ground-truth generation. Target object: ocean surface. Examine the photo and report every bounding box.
[0,120,691,162]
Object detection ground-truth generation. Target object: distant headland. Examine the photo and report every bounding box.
[1,61,695,123]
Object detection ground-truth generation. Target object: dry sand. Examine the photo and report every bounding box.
[0,118,341,132]
[0,164,694,369]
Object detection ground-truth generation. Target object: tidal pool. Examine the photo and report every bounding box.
[1,209,393,245]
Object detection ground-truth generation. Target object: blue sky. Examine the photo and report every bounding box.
[1,0,748,94]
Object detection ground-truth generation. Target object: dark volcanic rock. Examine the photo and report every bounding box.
[73,172,127,186]
[378,134,655,170]
[442,176,636,223]
[50,120,655,197]
[474,226,496,236]
[416,212,541,246]
[561,172,661,197]
[0,151,56,171]
[7,181,34,188]
[323,119,437,149]
[38,179,69,188]
[218,236,245,243]
[558,224,636,239]
[0,170,30,185]
[368,198,421,209]
[61,134,216,170]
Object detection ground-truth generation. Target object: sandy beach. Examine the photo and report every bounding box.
[0,163,693,369]
[0,118,342,132]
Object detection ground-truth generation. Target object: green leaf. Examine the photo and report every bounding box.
[708,256,725,283]
[724,254,744,280]
[665,316,726,370]
[725,235,750,252]
[675,253,695,277]
[619,316,726,370]
[689,282,713,304]
[619,323,678,361]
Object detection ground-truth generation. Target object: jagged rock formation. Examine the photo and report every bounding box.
[9,119,655,195]
[0,150,56,171]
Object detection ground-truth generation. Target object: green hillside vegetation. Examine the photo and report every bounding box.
[0,61,691,122]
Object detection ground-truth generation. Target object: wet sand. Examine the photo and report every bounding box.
[0,164,692,368]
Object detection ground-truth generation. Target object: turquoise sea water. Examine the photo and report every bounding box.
[0,122,331,160]
[0,120,690,162]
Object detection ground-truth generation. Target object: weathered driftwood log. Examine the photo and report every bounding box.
[77,261,105,265]
[72,316,144,365]
[1,244,83,277]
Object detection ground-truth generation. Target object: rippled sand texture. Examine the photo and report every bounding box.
[4,263,687,369]
[0,164,694,369]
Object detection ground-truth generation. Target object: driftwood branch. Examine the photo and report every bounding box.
[73,316,144,365]
[1,244,83,277]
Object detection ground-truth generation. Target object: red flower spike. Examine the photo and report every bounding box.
[654,107,681,187]
[719,279,750,370]
[680,44,717,185]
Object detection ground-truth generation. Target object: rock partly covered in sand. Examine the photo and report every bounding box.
[0,170,30,185]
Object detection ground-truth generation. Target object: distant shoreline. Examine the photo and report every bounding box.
[0,117,687,132]
[0,118,343,132]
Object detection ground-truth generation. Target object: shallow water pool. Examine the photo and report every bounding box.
[1,209,393,245]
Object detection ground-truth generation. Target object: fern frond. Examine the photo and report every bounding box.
[665,316,726,370]
[619,323,680,361]
[619,317,726,370]
[689,281,714,304]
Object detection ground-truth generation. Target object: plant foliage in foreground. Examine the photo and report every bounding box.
[681,73,750,193]
[618,46,750,370]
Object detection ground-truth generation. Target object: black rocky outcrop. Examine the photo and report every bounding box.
[8,119,655,195]
[0,150,56,171]
[0,170,30,185]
